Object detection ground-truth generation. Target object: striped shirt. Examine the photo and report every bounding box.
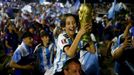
[79,43,100,75]
[35,43,55,73]
[12,42,34,64]
[11,42,35,75]
[53,32,83,73]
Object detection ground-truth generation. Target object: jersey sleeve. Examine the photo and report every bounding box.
[57,34,70,51]
[12,50,21,63]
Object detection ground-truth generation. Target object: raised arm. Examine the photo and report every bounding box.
[64,24,91,57]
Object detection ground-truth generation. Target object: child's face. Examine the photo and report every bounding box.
[41,35,50,44]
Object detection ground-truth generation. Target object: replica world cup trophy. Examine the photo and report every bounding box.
[78,2,93,47]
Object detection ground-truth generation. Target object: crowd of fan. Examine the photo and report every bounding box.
[0,0,134,75]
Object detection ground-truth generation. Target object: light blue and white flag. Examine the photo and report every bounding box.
[108,0,116,19]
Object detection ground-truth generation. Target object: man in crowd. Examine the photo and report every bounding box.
[54,58,85,75]
[111,18,134,75]
[9,32,35,75]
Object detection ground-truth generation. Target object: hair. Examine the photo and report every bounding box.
[40,31,49,37]
[62,13,79,28]
[21,32,33,40]
[62,58,81,71]
[5,20,15,33]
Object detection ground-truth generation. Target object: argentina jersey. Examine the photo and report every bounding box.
[53,31,83,73]
[37,43,54,73]
[79,43,100,75]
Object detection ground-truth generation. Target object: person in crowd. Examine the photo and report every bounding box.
[14,12,23,30]
[52,13,91,74]
[54,58,85,75]
[27,26,39,47]
[4,20,19,56]
[9,32,35,75]
[0,16,8,32]
[111,17,134,75]
[34,31,55,75]
[0,1,133,75]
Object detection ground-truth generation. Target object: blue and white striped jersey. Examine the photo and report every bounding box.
[53,31,83,73]
[35,43,55,73]
[79,43,100,75]
[12,42,34,64]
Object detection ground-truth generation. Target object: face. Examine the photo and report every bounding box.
[8,25,13,30]
[65,16,76,37]
[64,62,82,75]
[29,28,35,34]
[23,37,33,47]
[41,35,50,44]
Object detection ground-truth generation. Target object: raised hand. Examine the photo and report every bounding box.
[123,36,132,48]
[79,23,92,36]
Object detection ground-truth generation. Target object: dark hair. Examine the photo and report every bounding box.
[21,32,33,40]
[62,14,79,27]
[62,58,81,70]
[40,31,49,37]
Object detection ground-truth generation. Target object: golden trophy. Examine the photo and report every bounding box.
[78,1,93,46]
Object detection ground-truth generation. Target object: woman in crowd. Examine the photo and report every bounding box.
[53,13,91,74]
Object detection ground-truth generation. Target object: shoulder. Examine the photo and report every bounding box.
[58,32,69,40]
[49,43,54,47]
[48,43,55,49]
[14,43,29,56]
[36,45,44,53]
[34,43,42,53]
[13,45,22,55]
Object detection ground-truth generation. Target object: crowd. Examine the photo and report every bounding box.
[0,0,134,75]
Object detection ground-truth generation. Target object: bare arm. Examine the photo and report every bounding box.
[112,44,125,59]
[64,24,91,57]
[9,60,33,70]
[112,20,132,59]
[123,24,132,38]
[5,40,12,49]
[112,37,130,59]
[64,32,83,57]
